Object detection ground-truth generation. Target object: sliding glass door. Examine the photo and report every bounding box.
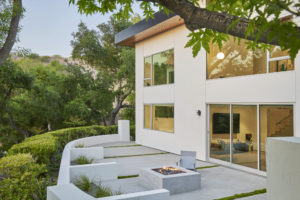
[259,105,293,171]
[209,105,231,162]
[209,104,293,172]
[232,105,257,169]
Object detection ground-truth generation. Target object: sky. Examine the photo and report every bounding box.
[18,0,142,58]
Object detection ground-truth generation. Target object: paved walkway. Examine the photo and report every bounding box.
[94,142,267,200]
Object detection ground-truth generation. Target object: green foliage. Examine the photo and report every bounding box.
[130,125,135,141]
[69,0,300,59]
[74,175,92,192]
[120,92,135,125]
[214,188,267,200]
[118,174,139,179]
[71,17,135,125]
[1,125,117,199]
[94,183,116,198]
[0,154,48,200]
[74,143,85,148]
[8,133,57,163]
[74,155,94,165]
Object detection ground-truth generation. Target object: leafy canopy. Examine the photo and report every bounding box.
[69,0,300,59]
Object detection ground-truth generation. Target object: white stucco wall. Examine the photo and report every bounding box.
[135,25,206,160]
[266,137,300,200]
[135,22,299,164]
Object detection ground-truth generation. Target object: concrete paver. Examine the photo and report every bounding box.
[93,142,266,200]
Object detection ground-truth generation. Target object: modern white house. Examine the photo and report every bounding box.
[115,3,300,175]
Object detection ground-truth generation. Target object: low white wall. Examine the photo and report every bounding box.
[47,184,169,200]
[58,134,120,185]
[70,162,118,183]
[71,147,104,161]
[72,135,120,148]
[266,137,300,200]
[98,189,170,200]
[48,121,169,200]
[47,184,94,200]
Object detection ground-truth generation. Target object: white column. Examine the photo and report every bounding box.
[118,120,130,141]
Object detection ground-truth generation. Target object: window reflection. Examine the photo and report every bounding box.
[269,59,294,72]
[232,105,258,169]
[259,105,293,171]
[207,36,267,79]
[144,104,174,133]
[210,104,231,162]
[144,49,174,86]
[152,105,174,132]
[153,49,174,85]
[144,105,151,129]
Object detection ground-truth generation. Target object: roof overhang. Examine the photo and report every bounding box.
[115,11,184,47]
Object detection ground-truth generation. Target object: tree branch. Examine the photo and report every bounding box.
[121,104,134,109]
[0,0,22,67]
[138,0,300,46]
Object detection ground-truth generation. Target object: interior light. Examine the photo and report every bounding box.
[217,52,225,60]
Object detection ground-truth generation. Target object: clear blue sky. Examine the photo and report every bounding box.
[18,0,142,57]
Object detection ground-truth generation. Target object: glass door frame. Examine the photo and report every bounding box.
[207,103,295,176]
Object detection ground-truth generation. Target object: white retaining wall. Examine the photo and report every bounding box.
[266,137,300,200]
[48,120,170,200]
[70,147,104,161]
[70,162,118,182]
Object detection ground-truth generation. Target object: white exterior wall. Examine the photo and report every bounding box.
[135,24,299,162]
[135,25,206,160]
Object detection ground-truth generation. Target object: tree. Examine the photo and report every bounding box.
[0,0,23,66]
[71,18,135,125]
[69,0,300,59]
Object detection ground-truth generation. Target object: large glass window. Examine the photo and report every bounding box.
[144,104,174,133]
[259,105,293,171]
[209,104,293,172]
[206,36,295,79]
[144,105,151,129]
[232,105,257,169]
[210,104,231,162]
[207,36,267,79]
[144,49,174,86]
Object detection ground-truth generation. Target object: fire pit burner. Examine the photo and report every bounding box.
[152,166,186,175]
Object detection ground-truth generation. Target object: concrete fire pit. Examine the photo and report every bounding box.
[139,165,201,195]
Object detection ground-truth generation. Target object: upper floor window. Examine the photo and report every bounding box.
[269,47,294,73]
[206,36,294,79]
[144,49,174,86]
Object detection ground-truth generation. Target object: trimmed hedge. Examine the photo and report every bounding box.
[1,125,118,200]
[0,154,47,200]
[8,134,57,163]
[8,125,118,164]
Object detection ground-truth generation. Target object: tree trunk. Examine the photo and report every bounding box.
[109,103,121,125]
[0,0,22,67]
[145,0,300,45]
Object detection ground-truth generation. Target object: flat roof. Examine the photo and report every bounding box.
[115,11,184,47]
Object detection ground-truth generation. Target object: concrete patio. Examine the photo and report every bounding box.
[93,141,267,200]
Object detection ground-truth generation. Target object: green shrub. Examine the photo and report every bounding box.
[74,143,85,148]
[74,155,93,165]
[3,125,117,199]
[130,125,135,141]
[8,133,57,164]
[0,154,48,200]
[50,125,118,147]
[74,175,92,192]
[94,184,114,198]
